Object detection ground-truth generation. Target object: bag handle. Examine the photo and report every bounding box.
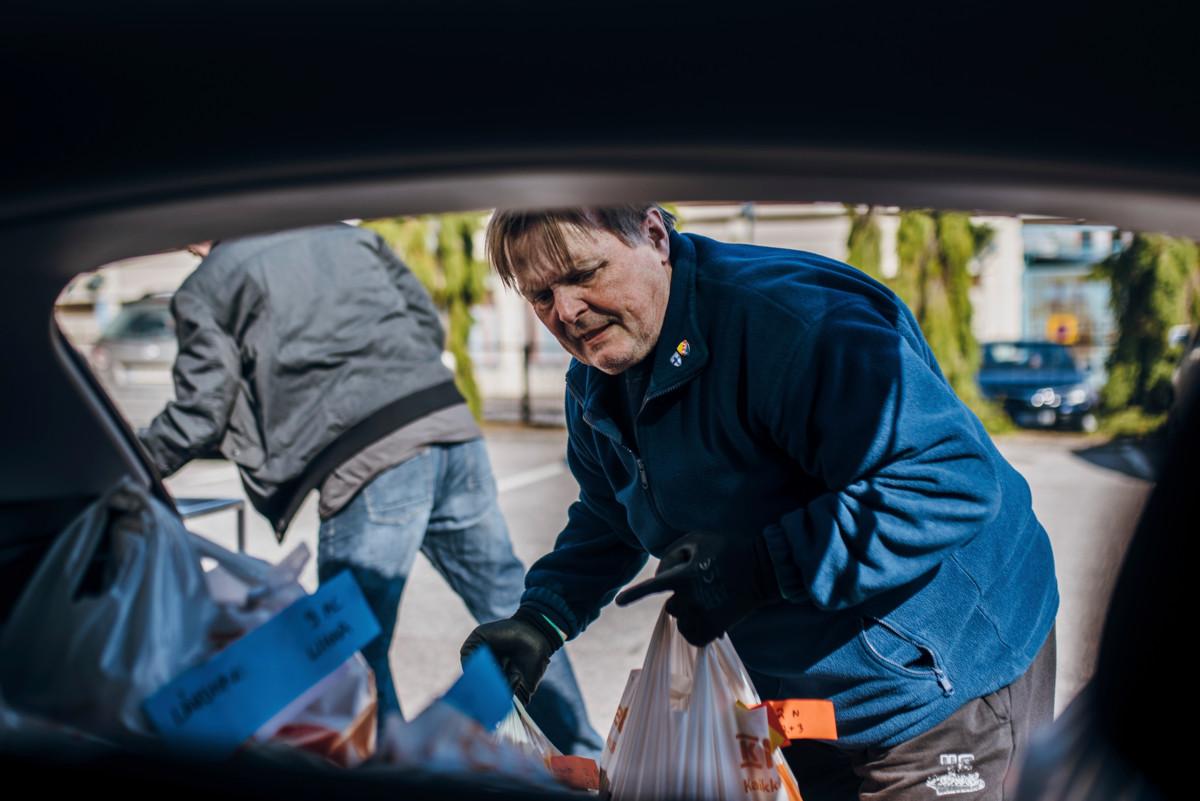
[184,529,309,590]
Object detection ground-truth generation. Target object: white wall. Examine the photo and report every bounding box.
[677,203,851,259]
[970,216,1024,342]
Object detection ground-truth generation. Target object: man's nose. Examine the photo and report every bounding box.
[552,286,588,324]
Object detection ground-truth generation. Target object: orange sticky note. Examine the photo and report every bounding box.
[549,755,600,790]
[764,699,837,741]
[746,699,792,748]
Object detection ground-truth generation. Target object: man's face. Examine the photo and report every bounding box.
[514,213,672,375]
[186,241,213,258]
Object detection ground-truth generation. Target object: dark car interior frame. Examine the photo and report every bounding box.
[1,2,1193,798]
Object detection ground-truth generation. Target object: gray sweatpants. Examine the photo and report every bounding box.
[784,626,1057,800]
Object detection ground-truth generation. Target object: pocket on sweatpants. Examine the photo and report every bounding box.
[978,684,1012,723]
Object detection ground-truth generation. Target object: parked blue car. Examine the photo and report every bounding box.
[979,341,1099,432]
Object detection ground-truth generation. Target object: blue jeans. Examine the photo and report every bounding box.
[316,438,603,758]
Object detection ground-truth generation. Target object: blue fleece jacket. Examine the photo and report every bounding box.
[522,231,1058,748]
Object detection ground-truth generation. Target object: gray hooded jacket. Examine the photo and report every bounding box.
[140,224,462,537]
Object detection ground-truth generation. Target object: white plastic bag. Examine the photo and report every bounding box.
[251,652,377,767]
[600,608,802,801]
[375,649,569,788]
[495,699,600,791]
[376,698,558,786]
[192,534,309,651]
[0,477,376,763]
[0,685,109,746]
[495,699,561,761]
[191,535,378,766]
[0,479,216,739]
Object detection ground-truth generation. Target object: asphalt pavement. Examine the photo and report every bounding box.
[165,421,1151,732]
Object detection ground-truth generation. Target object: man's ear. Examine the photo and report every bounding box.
[644,208,671,263]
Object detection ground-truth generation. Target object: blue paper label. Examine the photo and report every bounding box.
[142,571,380,754]
[441,646,512,731]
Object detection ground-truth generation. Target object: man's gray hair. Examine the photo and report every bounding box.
[486,204,676,290]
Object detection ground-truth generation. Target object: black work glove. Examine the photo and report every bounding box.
[460,606,563,704]
[615,530,782,646]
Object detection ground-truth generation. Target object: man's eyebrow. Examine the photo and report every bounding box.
[568,258,607,271]
[519,276,553,298]
[519,258,607,298]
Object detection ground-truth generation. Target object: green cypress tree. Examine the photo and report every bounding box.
[1093,233,1200,413]
[364,213,490,419]
[845,205,883,279]
[873,209,1007,430]
[436,213,489,419]
[894,210,935,316]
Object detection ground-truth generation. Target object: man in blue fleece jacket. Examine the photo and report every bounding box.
[462,205,1058,800]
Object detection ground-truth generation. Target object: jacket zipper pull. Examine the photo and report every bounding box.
[933,666,954,696]
[636,458,649,490]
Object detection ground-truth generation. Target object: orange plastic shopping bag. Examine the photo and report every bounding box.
[600,607,802,801]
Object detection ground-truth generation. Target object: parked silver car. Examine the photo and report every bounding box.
[88,294,176,387]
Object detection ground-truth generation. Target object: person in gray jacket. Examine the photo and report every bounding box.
[140,223,602,756]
